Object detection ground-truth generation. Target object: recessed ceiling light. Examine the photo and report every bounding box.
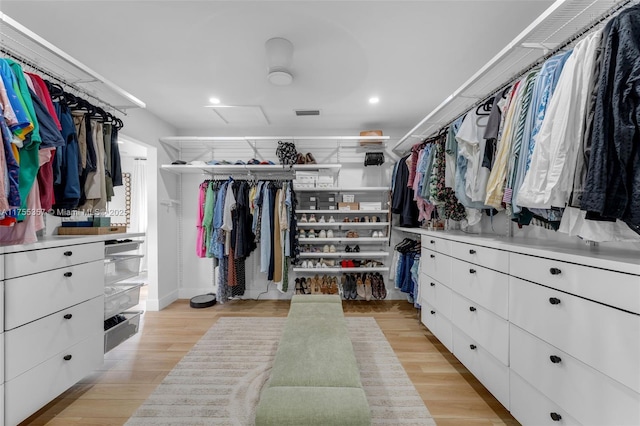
[369,97,379,104]
[209,97,221,104]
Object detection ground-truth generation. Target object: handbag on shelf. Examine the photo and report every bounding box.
[276,140,298,166]
[364,151,385,166]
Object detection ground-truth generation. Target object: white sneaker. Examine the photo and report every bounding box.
[330,244,336,253]
[318,216,326,223]
[319,230,327,238]
[328,216,336,223]
[315,261,322,268]
[372,231,379,238]
[327,229,334,238]
[308,230,316,238]
[323,245,330,253]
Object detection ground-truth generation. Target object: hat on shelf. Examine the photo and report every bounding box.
[171,160,187,165]
[247,158,260,165]
[206,160,221,165]
[235,160,246,165]
[189,160,207,166]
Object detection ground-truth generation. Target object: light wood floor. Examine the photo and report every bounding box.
[21,290,519,425]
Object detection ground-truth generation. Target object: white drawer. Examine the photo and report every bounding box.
[509,252,640,315]
[451,292,509,365]
[510,276,640,393]
[5,260,104,330]
[452,326,510,409]
[510,370,581,426]
[5,242,104,279]
[5,296,103,381]
[450,241,508,273]
[421,302,454,353]
[0,281,4,332]
[421,235,451,255]
[5,332,103,426]
[420,275,453,319]
[421,248,452,286]
[510,324,640,426]
[450,258,509,318]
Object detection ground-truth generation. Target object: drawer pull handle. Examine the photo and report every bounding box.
[550,355,562,364]
[430,282,435,287]
[63,355,72,361]
[430,254,435,259]
[469,249,476,254]
[549,267,562,275]
[64,251,73,256]
[549,297,561,305]
[64,272,73,278]
[430,240,435,244]
[469,269,476,274]
[430,310,436,315]
[63,314,73,320]
[469,344,477,350]
[550,412,562,421]
[469,306,477,312]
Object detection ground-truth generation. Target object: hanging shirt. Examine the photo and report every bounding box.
[456,108,490,203]
[0,77,18,129]
[260,183,271,272]
[0,59,32,135]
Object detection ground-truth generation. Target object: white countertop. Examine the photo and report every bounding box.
[0,232,146,254]
[395,227,640,276]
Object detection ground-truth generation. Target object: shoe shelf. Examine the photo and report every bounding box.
[160,164,342,175]
[299,237,389,243]
[297,209,389,214]
[300,251,390,258]
[295,187,390,192]
[298,222,390,228]
[292,267,390,273]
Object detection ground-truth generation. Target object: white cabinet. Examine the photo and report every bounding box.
[415,230,640,426]
[3,241,105,426]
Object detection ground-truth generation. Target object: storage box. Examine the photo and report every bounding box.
[60,221,93,228]
[104,254,143,285]
[93,216,111,227]
[338,202,359,211]
[104,283,144,320]
[58,226,126,235]
[104,311,142,353]
[342,194,355,203]
[104,240,142,255]
[359,202,382,210]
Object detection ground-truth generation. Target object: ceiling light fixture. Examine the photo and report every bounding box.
[369,97,380,104]
[265,37,294,86]
[209,97,221,104]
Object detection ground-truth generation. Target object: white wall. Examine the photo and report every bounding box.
[120,108,179,311]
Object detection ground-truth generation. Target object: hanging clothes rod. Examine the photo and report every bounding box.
[395,0,636,152]
[0,45,128,116]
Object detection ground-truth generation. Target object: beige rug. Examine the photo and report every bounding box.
[126,317,435,426]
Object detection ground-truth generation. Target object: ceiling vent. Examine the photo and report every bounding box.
[295,110,320,116]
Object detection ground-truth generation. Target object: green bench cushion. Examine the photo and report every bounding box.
[268,318,361,388]
[255,386,371,426]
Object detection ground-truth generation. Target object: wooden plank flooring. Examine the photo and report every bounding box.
[21,291,519,425]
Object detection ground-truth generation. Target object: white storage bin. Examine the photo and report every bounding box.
[104,311,143,353]
[104,283,144,319]
[104,255,143,285]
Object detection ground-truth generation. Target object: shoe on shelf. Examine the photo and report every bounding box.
[325,259,335,267]
[319,230,327,238]
[372,231,380,238]
[343,217,350,223]
[299,229,306,238]
[372,216,380,223]
[353,259,362,268]
[364,216,369,223]
[300,213,308,223]
[321,260,329,268]
[318,215,326,223]
[377,231,385,238]
[354,245,360,253]
[315,260,322,268]
[327,229,334,238]
[353,217,360,223]
[345,245,352,253]
[323,245,330,253]
[330,244,336,253]
[309,214,317,223]
[360,217,366,223]
[308,229,316,238]
[364,275,373,301]
[329,216,336,223]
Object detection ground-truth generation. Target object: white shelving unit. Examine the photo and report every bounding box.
[300,251,389,258]
[160,163,343,175]
[297,209,389,215]
[295,187,389,192]
[298,222,390,228]
[299,237,389,243]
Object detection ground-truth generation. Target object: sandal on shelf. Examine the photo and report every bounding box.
[296,153,307,164]
[305,153,317,164]
[354,245,360,252]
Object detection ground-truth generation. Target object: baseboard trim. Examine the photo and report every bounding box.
[146,289,179,311]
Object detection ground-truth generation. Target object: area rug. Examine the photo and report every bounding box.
[126,317,435,425]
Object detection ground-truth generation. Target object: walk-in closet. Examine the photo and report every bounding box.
[0,1,638,425]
